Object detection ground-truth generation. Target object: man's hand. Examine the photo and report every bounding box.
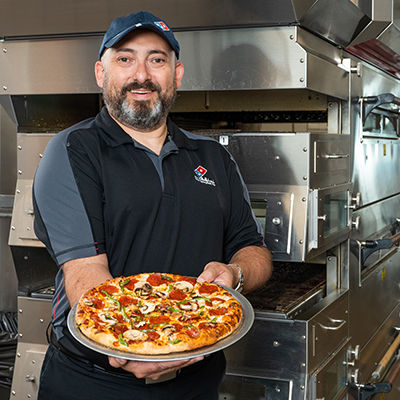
[197,246,273,294]
[108,356,204,380]
[197,262,238,288]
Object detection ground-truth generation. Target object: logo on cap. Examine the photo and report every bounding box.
[154,21,170,31]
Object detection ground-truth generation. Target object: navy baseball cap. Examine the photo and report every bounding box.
[99,11,180,59]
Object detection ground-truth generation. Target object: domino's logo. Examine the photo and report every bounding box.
[154,21,170,31]
[194,166,207,178]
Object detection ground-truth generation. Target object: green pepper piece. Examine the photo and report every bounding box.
[101,290,122,311]
[118,333,128,346]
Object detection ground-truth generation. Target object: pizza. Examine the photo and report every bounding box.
[75,272,243,355]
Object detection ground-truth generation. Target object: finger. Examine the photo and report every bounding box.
[108,356,128,368]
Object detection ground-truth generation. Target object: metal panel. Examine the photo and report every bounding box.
[223,316,307,400]
[0,0,389,50]
[0,27,349,96]
[307,291,348,373]
[17,297,52,344]
[348,248,400,350]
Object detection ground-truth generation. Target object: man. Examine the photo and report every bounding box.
[33,10,272,400]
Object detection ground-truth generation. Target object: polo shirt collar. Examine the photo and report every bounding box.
[96,107,198,151]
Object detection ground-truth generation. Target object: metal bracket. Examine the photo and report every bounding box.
[359,93,400,126]
[348,382,392,400]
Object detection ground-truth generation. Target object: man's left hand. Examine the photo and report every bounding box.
[197,262,238,289]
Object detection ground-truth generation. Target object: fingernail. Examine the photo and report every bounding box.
[197,277,205,283]
[116,358,126,365]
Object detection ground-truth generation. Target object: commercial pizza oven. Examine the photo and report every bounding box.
[1,1,400,400]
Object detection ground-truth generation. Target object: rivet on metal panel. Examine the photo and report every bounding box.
[18,309,22,313]
[273,341,279,347]
[303,147,307,152]
[18,170,22,174]
[300,58,304,63]
[299,240,304,244]
[302,197,306,202]
[2,86,7,90]
[19,333,22,337]
[301,335,306,340]
[301,363,306,368]
[17,353,21,357]
[11,391,15,395]
[300,78,304,82]
[39,153,43,158]
[16,189,20,194]
[275,387,281,393]
[300,385,305,390]
[11,226,15,230]
[275,156,280,160]
[303,176,307,180]
[40,319,44,323]
[17,146,22,150]
[32,360,35,364]
[289,35,294,40]
[2,48,7,53]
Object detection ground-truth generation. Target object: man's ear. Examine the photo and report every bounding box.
[95,60,105,89]
[175,62,184,90]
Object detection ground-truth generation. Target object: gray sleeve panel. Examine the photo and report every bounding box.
[33,130,97,265]
[181,130,265,241]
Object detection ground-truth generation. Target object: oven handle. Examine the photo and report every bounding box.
[318,317,346,331]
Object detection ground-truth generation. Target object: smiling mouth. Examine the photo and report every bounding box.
[129,89,154,94]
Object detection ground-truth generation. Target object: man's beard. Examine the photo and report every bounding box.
[103,78,177,131]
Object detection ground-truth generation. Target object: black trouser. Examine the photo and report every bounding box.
[37,343,226,400]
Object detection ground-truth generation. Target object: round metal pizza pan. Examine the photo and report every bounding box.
[67,284,254,361]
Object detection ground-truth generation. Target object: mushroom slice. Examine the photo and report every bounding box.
[98,312,117,325]
[154,290,169,300]
[173,281,194,294]
[140,302,156,314]
[123,329,148,341]
[134,282,153,296]
[82,299,95,306]
[130,317,146,328]
[178,301,199,312]
[162,324,177,336]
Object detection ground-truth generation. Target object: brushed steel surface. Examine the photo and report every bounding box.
[348,248,400,350]
[0,0,389,50]
[350,61,400,207]
[0,27,348,96]
[9,134,53,247]
[10,342,48,400]
[17,297,52,344]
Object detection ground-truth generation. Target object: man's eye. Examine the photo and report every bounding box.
[118,57,130,63]
[152,58,165,64]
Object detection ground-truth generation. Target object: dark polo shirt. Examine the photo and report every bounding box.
[33,107,263,359]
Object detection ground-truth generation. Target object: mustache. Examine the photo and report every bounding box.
[122,81,161,94]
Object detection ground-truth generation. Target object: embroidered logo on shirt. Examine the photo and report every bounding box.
[194,165,216,186]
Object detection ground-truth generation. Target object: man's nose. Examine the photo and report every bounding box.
[134,61,151,83]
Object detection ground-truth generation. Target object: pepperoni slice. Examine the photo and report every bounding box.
[169,289,186,301]
[118,296,137,307]
[98,284,119,295]
[124,279,139,291]
[147,331,161,341]
[198,284,219,295]
[179,276,197,286]
[209,307,228,316]
[186,327,200,339]
[149,315,170,325]
[113,323,129,335]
